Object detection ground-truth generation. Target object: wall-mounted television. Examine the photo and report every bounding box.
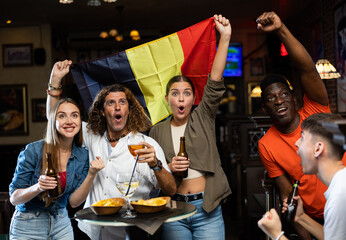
[223,43,242,77]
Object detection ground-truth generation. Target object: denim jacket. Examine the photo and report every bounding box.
[9,139,89,214]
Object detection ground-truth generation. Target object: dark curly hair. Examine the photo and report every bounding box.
[87,84,152,135]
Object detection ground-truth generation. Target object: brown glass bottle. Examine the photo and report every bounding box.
[45,153,60,198]
[175,137,188,178]
[284,180,300,222]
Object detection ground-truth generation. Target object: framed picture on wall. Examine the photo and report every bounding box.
[2,44,33,67]
[0,84,28,136]
[250,58,264,76]
[32,98,47,122]
[335,2,346,112]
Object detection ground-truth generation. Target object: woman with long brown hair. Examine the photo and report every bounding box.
[9,98,104,240]
[149,14,232,239]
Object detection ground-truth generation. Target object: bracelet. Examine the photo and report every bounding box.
[48,83,62,90]
[150,159,162,171]
[46,89,62,97]
[149,161,158,169]
[275,231,284,240]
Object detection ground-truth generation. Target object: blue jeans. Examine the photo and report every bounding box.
[161,199,225,240]
[10,208,73,240]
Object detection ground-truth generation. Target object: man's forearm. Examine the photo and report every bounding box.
[274,174,292,201]
[275,24,315,73]
[154,169,176,196]
[274,23,328,104]
[296,213,324,240]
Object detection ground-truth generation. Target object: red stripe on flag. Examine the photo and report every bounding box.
[177,17,217,104]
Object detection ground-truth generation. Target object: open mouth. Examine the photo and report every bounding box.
[63,126,75,132]
[276,107,288,116]
[115,114,122,120]
[178,106,185,113]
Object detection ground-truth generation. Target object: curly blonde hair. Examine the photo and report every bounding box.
[87,84,152,135]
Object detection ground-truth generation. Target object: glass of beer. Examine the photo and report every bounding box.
[127,134,145,158]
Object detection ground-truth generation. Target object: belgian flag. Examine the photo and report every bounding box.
[71,17,217,124]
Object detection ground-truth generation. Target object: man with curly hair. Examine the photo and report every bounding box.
[47,60,176,240]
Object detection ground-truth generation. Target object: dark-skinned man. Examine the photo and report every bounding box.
[257,11,346,239]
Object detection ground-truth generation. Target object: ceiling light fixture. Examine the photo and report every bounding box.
[99,6,140,42]
[130,30,140,40]
[130,30,139,37]
[250,86,262,98]
[59,0,73,4]
[100,31,109,39]
[87,0,101,6]
[315,0,341,79]
[100,29,141,41]
[316,59,341,79]
[109,29,118,37]
[115,35,124,41]
[132,36,141,41]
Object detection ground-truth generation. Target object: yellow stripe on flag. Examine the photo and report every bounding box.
[126,33,185,124]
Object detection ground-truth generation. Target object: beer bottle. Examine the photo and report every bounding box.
[285,180,300,222]
[175,137,188,178]
[45,153,60,198]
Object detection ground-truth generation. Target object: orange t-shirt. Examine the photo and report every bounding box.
[259,95,346,219]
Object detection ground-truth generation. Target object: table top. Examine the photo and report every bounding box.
[74,200,197,227]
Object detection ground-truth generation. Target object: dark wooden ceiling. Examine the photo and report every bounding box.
[1,0,314,34]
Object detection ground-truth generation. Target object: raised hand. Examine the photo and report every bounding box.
[214,14,232,39]
[89,156,105,176]
[210,14,231,81]
[258,209,285,240]
[50,60,72,84]
[256,11,282,32]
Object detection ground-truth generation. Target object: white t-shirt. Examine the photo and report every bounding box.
[171,123,204,180]
[78,122,170,239]
[324,167,346,240]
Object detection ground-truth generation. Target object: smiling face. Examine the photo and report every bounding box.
[55,102,81,140]
[295,130,318,175]
[166,81,195,126]
[102,91,129,137]
[262,82,299,131]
